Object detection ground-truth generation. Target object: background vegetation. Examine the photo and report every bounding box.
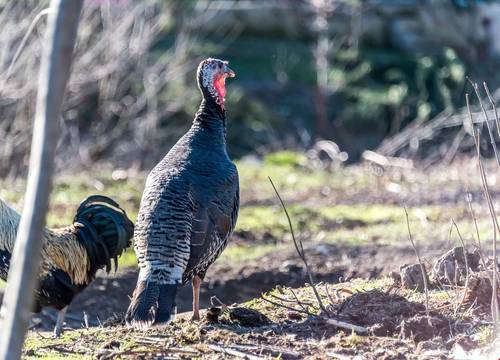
[1,0,499,177]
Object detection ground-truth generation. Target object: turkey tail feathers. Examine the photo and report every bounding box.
[125,280,177,329]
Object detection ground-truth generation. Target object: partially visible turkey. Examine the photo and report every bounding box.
[126,58,239,329]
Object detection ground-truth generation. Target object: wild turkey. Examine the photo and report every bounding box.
[126,58,239,329]
[0,195,134,336]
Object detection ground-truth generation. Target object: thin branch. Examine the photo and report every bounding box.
[483,82,500,140]
[269,292,314,308]
[208,344,265,360]
[261,294,312,316]
[289,288,313,314]
[469,80,500,170]
[466,93,500,334]
[268,177,329,316]
[451,220,470,315]
[465,191,492,283]
[3,8,52,83]
[404,206,430,319]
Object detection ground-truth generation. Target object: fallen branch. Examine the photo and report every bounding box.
[325,318,368,334]
[260,294,368,334]
[208,344,265,360]
[231,344,302,359]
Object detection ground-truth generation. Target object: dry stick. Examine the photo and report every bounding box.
[289,288,313,314]
[482,83,500,303]
[469,81,500,169]
[266,177,368,335]
[4,8,52,82]
[466,93,500,334]
[261,293,368,334]
[208,344,265,360]
[404,206,430,319]
[268,177,329,316]
[0,1,83,359]
[483,82,500,140]
[324,318,368,334]
[269,292,314,308]
[451,220,470,315]
[231,344,301,359]
[324,283,335,305]
[261,294,312,316]
[465,191,492,284]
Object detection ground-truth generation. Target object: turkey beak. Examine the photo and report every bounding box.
[224,65,235,78]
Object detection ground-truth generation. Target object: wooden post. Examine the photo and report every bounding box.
[0,1,83,359]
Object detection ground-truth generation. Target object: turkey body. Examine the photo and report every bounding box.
[126,58,239,328]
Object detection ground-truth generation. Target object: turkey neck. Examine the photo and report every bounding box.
[191,98,227,147]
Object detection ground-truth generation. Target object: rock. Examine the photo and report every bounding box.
[432,247,480,286]
[463,271,499,309]
[400,263,429,292]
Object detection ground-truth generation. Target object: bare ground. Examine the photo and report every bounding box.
[29,241,439,332]
[0,156,497,358]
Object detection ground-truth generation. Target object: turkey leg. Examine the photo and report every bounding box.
[191,275,202,320]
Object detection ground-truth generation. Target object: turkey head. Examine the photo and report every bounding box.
[197,58,235,110]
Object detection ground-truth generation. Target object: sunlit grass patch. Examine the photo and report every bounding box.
[24,330,89,360]
[219,243,277,263]
[117,249,138,269]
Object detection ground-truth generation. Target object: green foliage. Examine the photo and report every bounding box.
[263,151,307,167]
[329,47,466,133]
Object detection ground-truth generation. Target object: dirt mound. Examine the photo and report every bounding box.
[399,315,449,342]
[464,271,500,310]
[335,289,427,337]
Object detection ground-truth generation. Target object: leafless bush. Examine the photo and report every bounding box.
[0,1,223,177]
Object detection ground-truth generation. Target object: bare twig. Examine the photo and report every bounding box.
[469,80,500,169]
[268,177,329,316]
[325,318,368,334]
[483,82,500,140]
[451,220,470,314]
[231,344,301,359]
[466,93,500,334]
[404,206,430,318]
[3,8,52,82]
[289,288,312,314]
[465,191,491,282]
[261,294,312,316]
[208,344,265,360]
[324,283,335,305]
